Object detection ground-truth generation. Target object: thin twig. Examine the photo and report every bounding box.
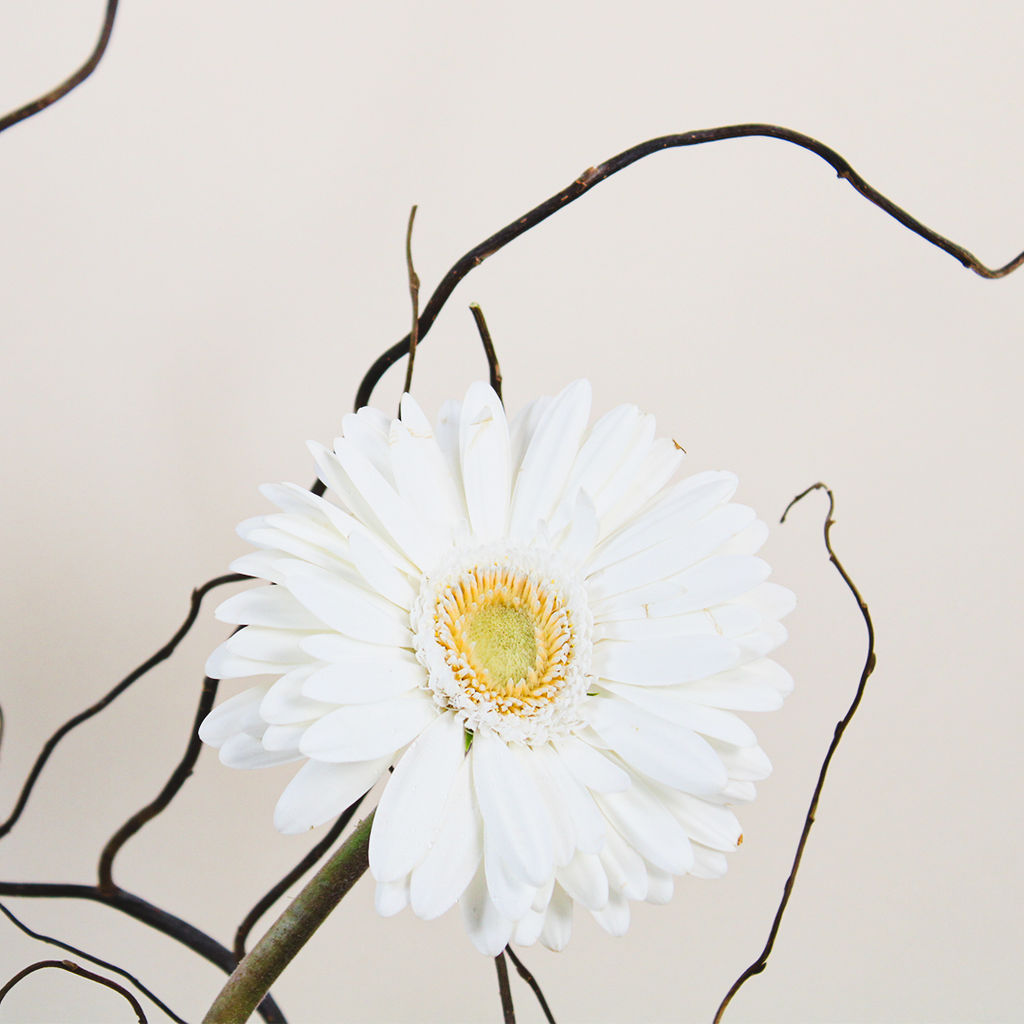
[0,573,245,841]
[98,674,221,893]
[713,483,876,1023]
[0,903,185,1023]
[401,205,421,397]
[0,959,146,1023]
[0,0,119,136]
[0,882,285,1023]
[504,946,555,1024]
[234,793,366,961]
[469,304,503,402]
[355,124,1023,411]
[494,950,516,1024]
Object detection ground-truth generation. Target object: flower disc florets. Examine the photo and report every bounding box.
[413,543,593,744]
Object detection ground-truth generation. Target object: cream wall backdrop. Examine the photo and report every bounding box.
[1,3,1022,1022]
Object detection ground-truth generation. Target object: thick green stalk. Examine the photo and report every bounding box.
[203,811,375,1024]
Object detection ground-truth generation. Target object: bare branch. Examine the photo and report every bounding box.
[355,125,1023,411]
[0,0,120,136]
[714,483,877,1022]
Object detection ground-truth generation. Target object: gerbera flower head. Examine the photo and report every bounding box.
[200,379,794,954]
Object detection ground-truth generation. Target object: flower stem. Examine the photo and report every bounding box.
[202,811,375,1024]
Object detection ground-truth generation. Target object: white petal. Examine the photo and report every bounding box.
[434,399,464,496]
[599,825,648,900]
[553,736,630,792]
[555,850,608,911]
[374,876,410,917]
[690,843,730,879]
[706,739,773,781]
[261,724,307,751]
[259,482,334,519]
[588,474,737,573]
[508,395,552,476]
[598,605,762,641]
[532,742,606,854]
[720,779,757,803]
[557,489,599,568]
[348,530,416,609]
[599,682,757,747]
[219,733,303,770]
[410,759,482,920]
[484,832,538,920]
[299,695,437,762]
[751,656,795,696]
[273,757,391,834]
[586,504,756,599]
[588,698,728,797]
[659,788,743,851]
[592,635,739,686]
[513,745,576,867]
[459,863,514,956]
[538,884,573,951]
[508,379,592,543]
[590,887,630,937]
[333,437,441,570]
[301,632,413,663]
[261,665,335,725]
[370,712,466,882]
[280,563,412,647]
[459,382,511,541]
[471,731,552,887]
[649,556,772,615]
[512,908,546,948]
[599,436,685,538]
[595,776,695,875]
[644,863,674,905]
[224,627,317,665]
[199,685,269,747]
[734,582,797,622]
[302,657,425,704]
[307,441,389,535]
[215,586,326,629]
[389,417,465,534]
[676,664,785,712]
[341,411,396,489]
[261,512,354,566]
[716,519,769,556]
[205,644,292,680]
[230,550,288,585]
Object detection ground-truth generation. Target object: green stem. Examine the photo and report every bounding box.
[203,811,375,1024]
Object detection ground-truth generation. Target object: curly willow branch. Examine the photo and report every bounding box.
[354,123,1023,411]
[0,959,146,1023]
[0,903,185,1024]
[713,483,877,1023]
[0,573,244,841]
[0,882,285,1023]
[0,0,119,136]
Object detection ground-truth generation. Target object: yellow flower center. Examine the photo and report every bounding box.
[435,564,573,713]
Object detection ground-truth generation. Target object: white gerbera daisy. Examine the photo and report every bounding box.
[200,379,794,954]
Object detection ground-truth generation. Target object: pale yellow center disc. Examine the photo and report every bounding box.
[435,564,572,706]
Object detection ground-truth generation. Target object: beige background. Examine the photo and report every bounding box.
[1,2,1022,1022]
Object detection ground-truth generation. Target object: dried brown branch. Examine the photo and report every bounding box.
[0,958,146,1023]
[0,0,120,136]
[0,902,185,1023]
[0,573,244,841]
[355,124,1022,411]
[714,483,877,1022]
